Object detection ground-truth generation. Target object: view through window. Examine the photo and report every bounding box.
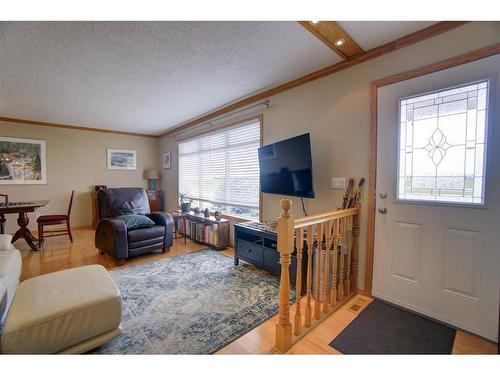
[178,118,260,219]
[397,80,489,205]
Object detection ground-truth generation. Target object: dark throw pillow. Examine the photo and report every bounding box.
[117,214,155,230]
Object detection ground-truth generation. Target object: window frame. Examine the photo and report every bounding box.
[394,77,493,208]
[177,115,263,221]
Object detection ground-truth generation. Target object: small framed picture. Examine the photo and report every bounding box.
[163,152,172,169]
[107,149,137,170]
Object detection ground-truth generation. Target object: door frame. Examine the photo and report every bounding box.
[364,42,500,296]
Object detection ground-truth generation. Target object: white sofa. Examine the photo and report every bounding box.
[0,234,123,354]
[0,235,21,328]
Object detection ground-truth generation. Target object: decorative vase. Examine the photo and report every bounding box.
[194,207,201,214]
[204,208,210,218]
[214,211,222,221]
[180,202,191,213]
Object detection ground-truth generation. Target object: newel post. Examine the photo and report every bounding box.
[351,203,361,294]
[275,199,294,353]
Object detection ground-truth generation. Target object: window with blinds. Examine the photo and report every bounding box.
[178,118,261,219]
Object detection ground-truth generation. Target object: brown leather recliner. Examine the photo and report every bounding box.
[95,187,173,265]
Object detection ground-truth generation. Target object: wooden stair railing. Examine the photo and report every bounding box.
[275,199,361,352]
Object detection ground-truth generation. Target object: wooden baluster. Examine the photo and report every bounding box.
[351,204,361,295]
[294,228,304,336]
[275,199,294,352]
[314,223,323,320]
[338,217,346,301]
[346,216,353,296]
[322,220,332,313]
[305,225,314,327]
[330,219,339,307]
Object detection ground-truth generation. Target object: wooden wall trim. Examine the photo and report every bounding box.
[0,116,158,139]
[373,42,500,87]
[364,42,500,296]
[160,21,467,138]
[366,83,378,297]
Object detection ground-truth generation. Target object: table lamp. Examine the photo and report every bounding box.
[145,169,160,190]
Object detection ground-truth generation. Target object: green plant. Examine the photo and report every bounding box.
[178,193,192,204]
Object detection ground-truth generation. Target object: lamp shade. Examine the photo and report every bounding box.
[145,168,160,180]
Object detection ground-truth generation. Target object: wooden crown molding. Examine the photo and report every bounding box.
[0,116,157,138]
[160,21,467,138]
[298,21,364,59]
[372,42,500,87]
[364,42,500,296]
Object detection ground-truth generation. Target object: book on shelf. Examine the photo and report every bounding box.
[176,218,219,247]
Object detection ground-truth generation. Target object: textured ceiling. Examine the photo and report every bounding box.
[0,21,341,135]
[338,21,437,51]
[0,21,437,135]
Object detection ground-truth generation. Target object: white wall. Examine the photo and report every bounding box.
[159,22,500,290]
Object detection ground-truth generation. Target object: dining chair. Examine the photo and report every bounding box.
[37,190,74,249]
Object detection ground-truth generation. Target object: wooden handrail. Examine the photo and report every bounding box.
[275,199,361,353]
[293,207,359,228]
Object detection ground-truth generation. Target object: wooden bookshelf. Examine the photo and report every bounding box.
[174,212,230,250]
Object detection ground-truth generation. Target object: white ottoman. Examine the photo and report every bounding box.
[0,265,122,354]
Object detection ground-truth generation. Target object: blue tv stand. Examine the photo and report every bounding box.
[234,222,306,289]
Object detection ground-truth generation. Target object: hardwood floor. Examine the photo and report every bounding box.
[15,228,497,355]
[19,227,207,281]
[216,294,373,354]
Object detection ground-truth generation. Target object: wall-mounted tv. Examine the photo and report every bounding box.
[258,133,315,198]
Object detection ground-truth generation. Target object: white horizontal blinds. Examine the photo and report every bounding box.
[179,119,260,219]
[179,147,201,199]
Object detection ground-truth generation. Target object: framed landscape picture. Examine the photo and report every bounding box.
[107,149,137,170]
[163,152,171,169]
[0,137,47,184]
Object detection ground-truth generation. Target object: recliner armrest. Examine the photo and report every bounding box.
[146,212,174,247]
[95,218,128,261]
[146,212,173,227]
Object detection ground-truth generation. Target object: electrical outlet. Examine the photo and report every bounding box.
[331,177,347,189]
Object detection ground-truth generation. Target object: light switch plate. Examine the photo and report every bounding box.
[331,177,347,189]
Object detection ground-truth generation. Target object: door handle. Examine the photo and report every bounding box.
[379,192,388,199]
[378,207,387,214]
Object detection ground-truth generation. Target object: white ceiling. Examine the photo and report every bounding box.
[0,21,437,135]
[338,21,437,51]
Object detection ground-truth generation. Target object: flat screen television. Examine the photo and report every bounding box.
[258,133,315,198]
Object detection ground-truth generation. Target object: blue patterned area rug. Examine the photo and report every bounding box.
[93,249,289,354]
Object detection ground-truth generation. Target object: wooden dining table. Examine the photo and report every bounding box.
[0,200,49,250]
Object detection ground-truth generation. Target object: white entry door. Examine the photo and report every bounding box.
[373,54,500,341]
